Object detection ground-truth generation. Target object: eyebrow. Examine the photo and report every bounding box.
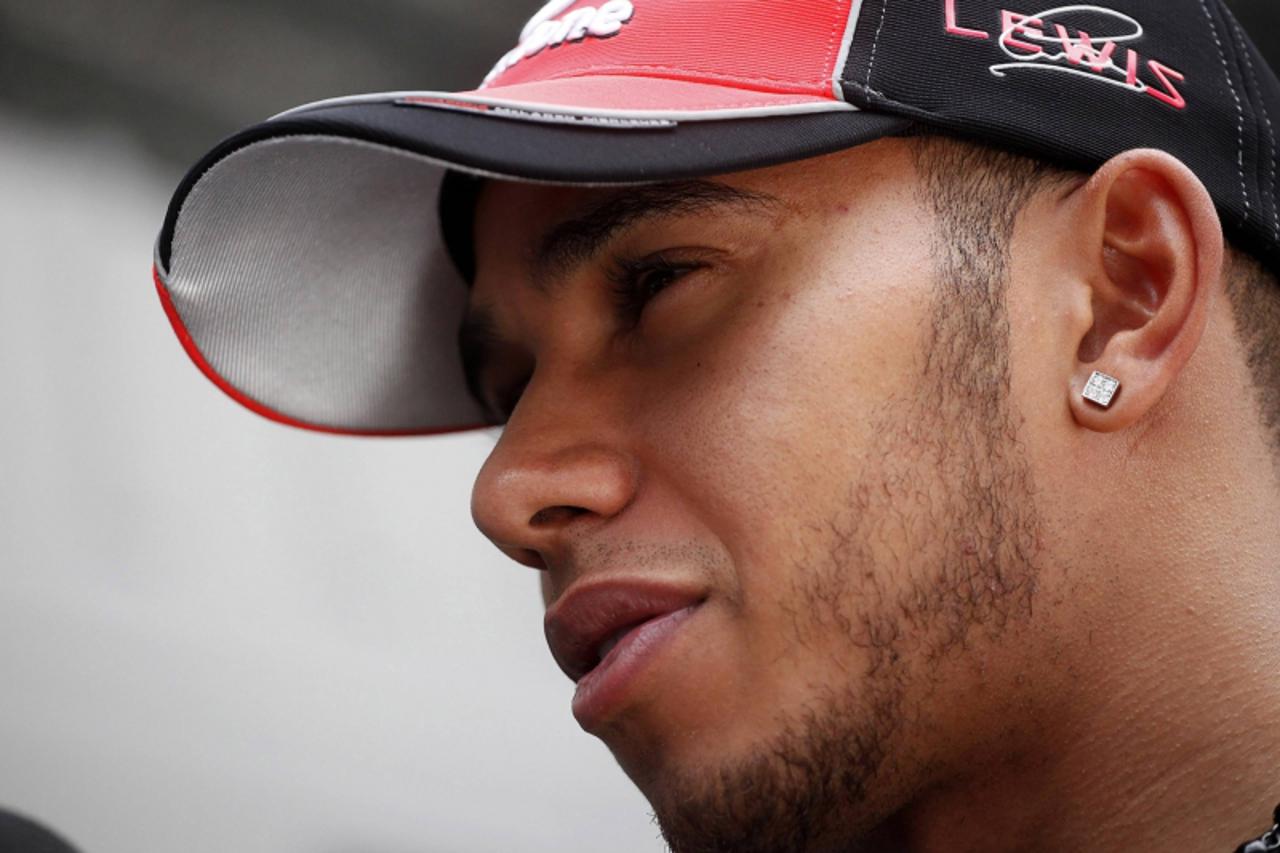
[457,180,782,414]
[529,179,780,292]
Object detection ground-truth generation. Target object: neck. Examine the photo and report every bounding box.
[897,619,1280,852]
[878,453,1280,852]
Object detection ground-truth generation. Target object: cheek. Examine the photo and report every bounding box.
[607,210,940,765]
[633,210,937,598]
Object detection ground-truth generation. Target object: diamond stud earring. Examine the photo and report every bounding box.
[1082,371,1121,408]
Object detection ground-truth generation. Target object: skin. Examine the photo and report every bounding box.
[465,137,1280,852]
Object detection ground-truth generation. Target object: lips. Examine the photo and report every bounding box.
[544,580,707,683]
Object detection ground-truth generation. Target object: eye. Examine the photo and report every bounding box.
[482,252,710,422]
[608,253,705,325]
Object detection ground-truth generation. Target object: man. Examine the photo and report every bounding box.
[154,1,1280,850]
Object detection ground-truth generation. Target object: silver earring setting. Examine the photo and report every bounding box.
[1083,371,1121,408]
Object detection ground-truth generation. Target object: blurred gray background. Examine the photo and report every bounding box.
[1,2,1278,852]
[0,2,660,852]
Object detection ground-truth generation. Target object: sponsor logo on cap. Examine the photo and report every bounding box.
[944,1,1187,109]
[483,0,636,87]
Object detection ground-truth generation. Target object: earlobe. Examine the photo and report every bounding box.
[1065,150,1224,434]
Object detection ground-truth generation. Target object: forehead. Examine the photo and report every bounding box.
[475,181,612,243]
[468,137,918,280]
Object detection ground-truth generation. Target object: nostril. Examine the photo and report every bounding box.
[529,505,590,528]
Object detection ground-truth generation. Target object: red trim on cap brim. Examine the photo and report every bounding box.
[152,265,489,438]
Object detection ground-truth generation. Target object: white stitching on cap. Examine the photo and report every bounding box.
[832,0,867,101]
[864,0,890,93]
[1229,13,1278,240]
[846,79,903,107]
[1199,0,1251,222]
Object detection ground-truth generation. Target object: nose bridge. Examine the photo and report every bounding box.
[470,366,638,567]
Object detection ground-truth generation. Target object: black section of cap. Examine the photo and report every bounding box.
[835,0,1280,274]
[158,103,911,272]
[1224,0,1280,263]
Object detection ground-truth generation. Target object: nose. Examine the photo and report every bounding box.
[470,412,638,570]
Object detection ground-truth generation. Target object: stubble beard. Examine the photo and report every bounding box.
[647,181,1047,853]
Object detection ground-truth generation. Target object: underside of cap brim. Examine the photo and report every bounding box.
[155,88,912,436]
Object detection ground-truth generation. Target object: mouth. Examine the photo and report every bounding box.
[544,580,708,682]
[569,602,703,728]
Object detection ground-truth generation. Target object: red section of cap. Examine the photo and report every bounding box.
[414,75,836,116]
[486,0,853,99]
[153,265,487,438]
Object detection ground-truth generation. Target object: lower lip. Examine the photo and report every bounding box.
[571,604,701,729]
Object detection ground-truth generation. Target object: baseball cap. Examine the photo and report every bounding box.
[153,0,1280,436]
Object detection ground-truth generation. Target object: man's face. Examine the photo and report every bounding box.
[466,139,1049,852]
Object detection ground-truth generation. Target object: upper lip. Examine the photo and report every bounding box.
[544,579,706,682]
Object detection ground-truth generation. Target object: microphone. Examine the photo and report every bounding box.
[0,808,81,853]
[1235,803,1280,853]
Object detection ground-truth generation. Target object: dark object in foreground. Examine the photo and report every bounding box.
[0,809,81,853]
[1236,804,1280,853]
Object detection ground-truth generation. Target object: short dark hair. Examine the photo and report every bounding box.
[1223,249,1280,457]
[907,133,1280,464]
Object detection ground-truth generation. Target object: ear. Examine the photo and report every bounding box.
[1064,149,1225,433]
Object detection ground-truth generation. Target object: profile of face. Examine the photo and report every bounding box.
[462,138,1146,852]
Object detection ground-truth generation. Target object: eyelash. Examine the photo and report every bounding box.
[607,254,703,324]
[489,254,705,422]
